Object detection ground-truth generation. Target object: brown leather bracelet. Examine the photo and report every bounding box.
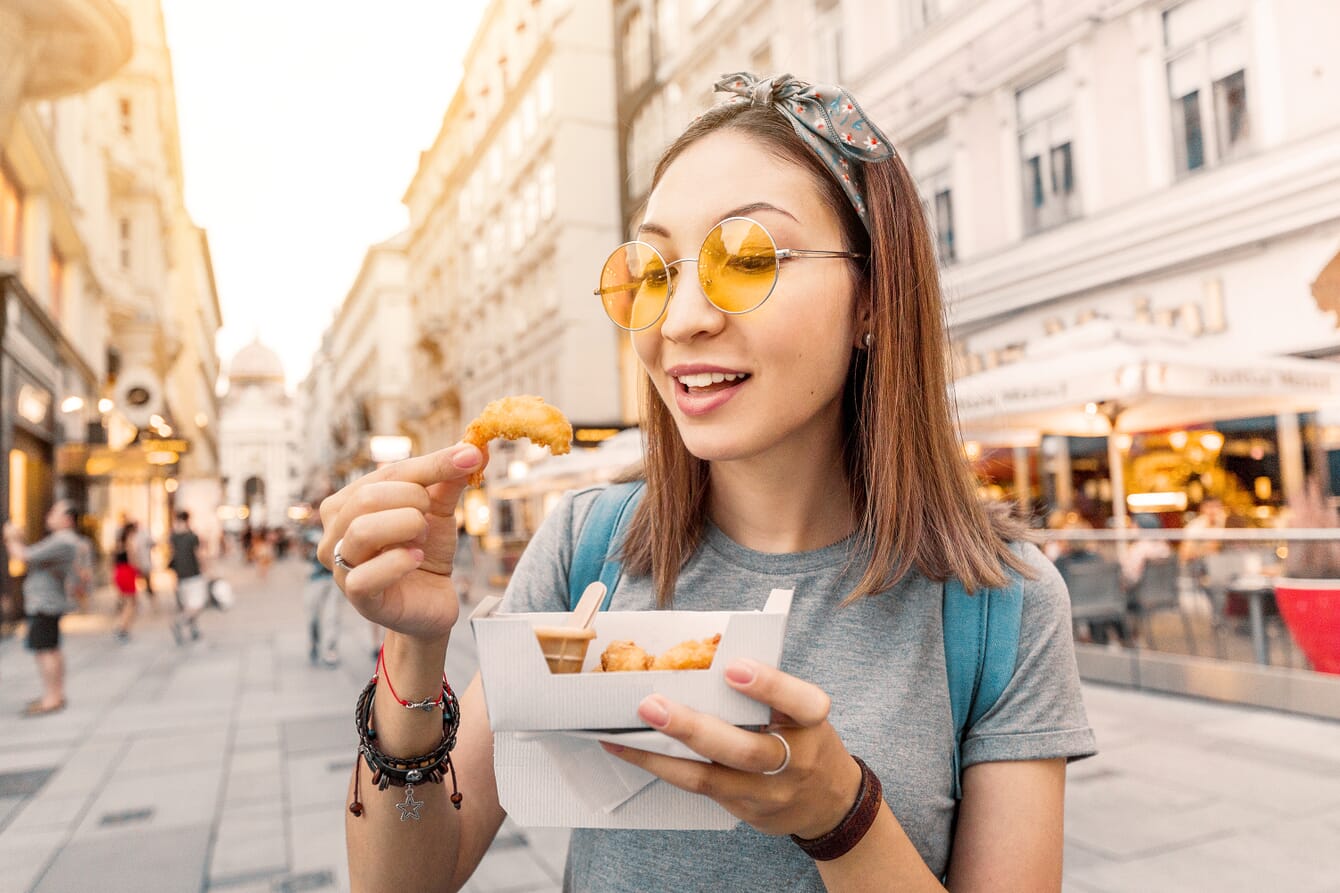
[790,755,883,861]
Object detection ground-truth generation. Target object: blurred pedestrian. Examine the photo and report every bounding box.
[302,517,342,667]
[124,518,157,612]
[168,510,209,644]
[112,521,141,640]
[3,500,81,716]
[253,528,275,579]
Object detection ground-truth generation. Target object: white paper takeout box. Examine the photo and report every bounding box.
[470,589,793,829]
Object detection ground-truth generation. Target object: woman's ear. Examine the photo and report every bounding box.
[852,289,874,349]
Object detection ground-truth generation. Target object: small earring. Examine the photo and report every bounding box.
[863,332,873,349]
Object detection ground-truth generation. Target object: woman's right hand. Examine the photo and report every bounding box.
[318,442,486,643]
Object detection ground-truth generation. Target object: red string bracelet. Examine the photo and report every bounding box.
[376,645,449,712]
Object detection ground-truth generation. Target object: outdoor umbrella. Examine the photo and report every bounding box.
[952,319,1340,525]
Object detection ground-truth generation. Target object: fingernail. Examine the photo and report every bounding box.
[453,445,481,469]
[409,548,425,564]
[600,742,625,754]
[725,660,755,685]
[640,695,670,728]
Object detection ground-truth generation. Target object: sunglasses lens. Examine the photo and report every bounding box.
[699,218,778,313]
[598,242,668,330]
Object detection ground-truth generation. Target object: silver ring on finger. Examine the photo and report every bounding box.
[761,730,791,776]
[333,538,357,573]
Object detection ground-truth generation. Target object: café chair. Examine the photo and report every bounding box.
[1126,557,1197,655]
[1057,556,1128,645]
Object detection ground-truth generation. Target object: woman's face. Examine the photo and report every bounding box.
[633,130,862,465]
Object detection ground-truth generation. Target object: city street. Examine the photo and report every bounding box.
[0,556,1338,892]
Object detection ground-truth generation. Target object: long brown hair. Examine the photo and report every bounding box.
[619,100,1032,606]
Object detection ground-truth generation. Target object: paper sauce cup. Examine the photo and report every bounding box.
[532,626,597,674]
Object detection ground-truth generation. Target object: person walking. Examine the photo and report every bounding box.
[168,510,208,644]
[324,71,1095,891]
[112,521,141,640]
[127,518,157,612]
[4,500,82,716]
[302,519,342,667]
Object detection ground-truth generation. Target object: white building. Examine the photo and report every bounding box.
[218,340,301,531]
[324,232,415,485]
[402,0,625,463]
[297,329,337,503]
[833,0,1340,519]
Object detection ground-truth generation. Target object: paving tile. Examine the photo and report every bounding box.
[233,723,281,751]
[1097,738,1340,818]
[287,804,349,892]
[518,827,570,880]
[209,801,288,883]
[117,727,230,776]
[72,764,223,840]
[281,715,355,756]
[33,823,210,893]
[0,828,65,893]
[3,792,90,834]
[466,846,557,892]
[39,740,122,799]
[286,750,357,813]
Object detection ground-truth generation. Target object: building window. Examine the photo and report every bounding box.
[622,8,651,89]
[0,161,22,258]
[657,0,680,60]
[1164,0,1250,176]
[909,134,956,263]
[1017,70,1080,235]
[118,97,133,135]
[119,217,132,270]
[904,0,940,35]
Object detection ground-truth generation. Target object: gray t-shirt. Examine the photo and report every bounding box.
[22,529,80,615]
[498,487,1097,890]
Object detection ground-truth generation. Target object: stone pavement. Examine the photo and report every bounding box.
[0,556,1338,892]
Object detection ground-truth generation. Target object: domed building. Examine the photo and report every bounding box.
[218,339,301,530]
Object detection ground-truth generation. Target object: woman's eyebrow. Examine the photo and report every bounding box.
[637,202,800,239]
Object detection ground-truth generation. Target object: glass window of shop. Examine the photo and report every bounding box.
[1017,70,1081,235]
[1164,0,1251,176]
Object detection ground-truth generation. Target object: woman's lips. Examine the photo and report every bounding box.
[673,375,747,417]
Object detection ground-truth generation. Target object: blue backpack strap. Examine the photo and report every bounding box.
[943,566,1024,800]
[567,481,645,610]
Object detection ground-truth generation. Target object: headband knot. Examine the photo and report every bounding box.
[714,71,895,227]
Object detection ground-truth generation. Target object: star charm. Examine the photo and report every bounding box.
[397,785,424,822]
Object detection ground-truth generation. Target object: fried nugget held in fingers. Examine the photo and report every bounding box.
[650,634,722,670]
[462,395,573,487]
[600,640,654,672]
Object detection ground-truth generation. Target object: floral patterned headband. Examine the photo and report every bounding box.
[714,72,895,228]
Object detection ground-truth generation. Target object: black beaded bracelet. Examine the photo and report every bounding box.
[790,756,883,861]
[349,674,462,821]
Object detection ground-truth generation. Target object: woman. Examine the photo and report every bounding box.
[112,521,140,641]
[322,73,1095,891]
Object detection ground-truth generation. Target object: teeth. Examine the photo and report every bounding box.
[677,372,746,388]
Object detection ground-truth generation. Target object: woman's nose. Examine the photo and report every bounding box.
[659,262,724,342]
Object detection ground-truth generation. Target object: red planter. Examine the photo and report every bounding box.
[1275,578,1340,675]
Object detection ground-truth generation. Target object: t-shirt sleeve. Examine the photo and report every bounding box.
[498,488,602,614]
[24,536,75,569]
[960,542,1098,768]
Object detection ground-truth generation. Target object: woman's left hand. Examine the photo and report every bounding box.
[601,658,863,839]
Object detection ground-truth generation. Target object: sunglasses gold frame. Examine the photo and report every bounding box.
[594,216,865,331]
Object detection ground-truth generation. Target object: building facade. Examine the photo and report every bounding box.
[325,232,415,485]
[3,1,220,616]
[401,0,625,468]
[218,340,300,532]
[835,0,1340,521]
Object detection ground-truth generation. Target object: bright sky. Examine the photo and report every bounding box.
[161,1,488,389]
